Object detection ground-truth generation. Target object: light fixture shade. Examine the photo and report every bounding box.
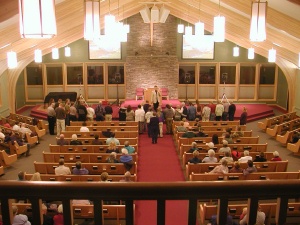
[7,51,17,69]
[34,49,42,63]
[233,46,239,57]
[178,24,184,33]
[250,1,267,42]
[151,5,159,23]
[213,16,225,42]
[195,21,204,38]
[248,47,255,59]
[268,48,276,62]
[65,46,71,57]
[140,6,151,23]
[52,48,59,59]
[159,6,170,23]
[185,26,193,36]
[105,14,116,36]
[84,0,101,41]
[19,0,57,38]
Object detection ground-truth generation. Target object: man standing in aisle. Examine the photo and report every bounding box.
[163,104,174,135]
[55,103,66,136]
[47,102,56,135]
[135,104,145,134]
[151,85,161,111]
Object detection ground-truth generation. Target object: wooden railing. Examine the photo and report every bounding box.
[0,180,300,225]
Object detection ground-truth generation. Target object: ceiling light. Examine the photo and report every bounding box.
[52,48,59,59]
[268,48,276,62]
[233,46,239,57]
[159,5,170,23]
[65,46,71,57]
[84,0,101,41]
[34,49,42,63]
[250,1,267,42]
[213,16,225,42]
[248,47,255,59]
[7,51,18,69]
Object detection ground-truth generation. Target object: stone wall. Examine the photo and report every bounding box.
[125,14,178,99]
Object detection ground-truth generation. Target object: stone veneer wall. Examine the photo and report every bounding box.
[125,14,178,99]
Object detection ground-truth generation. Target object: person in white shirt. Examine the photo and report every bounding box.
[238,150,253,163]
[218,140,231,154]
[215,101,224,121]
[55,158,71,175]
[202,149,218,163]
[0,128,5,139]
[150,85,161,111]
[86,105,95,121]
[202,104,211,121]
[79,121,90,132]
[239,207,265,225]
[135,104,145,134]
[12,122,21,131]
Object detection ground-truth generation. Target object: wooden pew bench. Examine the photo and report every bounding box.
[173,124,246,135]
[276,128,300,146]
[34,161,137,175]
[266,118,300,137]
[66,125,138,132]
[70,121,138,126]
[43,152,138,163]
[57,137,138,146]
[287,139,300,155]
[49,144,138,153]
[61,130,138,139]
[9,113,48,132]
[257,112,297,131]
[0,125,38,146]
[0,166,4,175]
[0,150,17,167]
[172,121,241,131]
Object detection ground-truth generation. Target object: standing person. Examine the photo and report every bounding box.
[228,101,236,121]
[55,103,66,136]
[208,101,216,121]
[202,104,211,121]
[195,102,202,120]
[64,98,71,126]
[95,100,105,121]
[150,85,161,111]
[69,102,77,122]
[126,105,135,121]
[47,102,56,135]
[77,101,87,121]
[240,107,248,125]
[163,104,174,135]
[145,107,154,137]
[143,100,151,114]
[215,101,224,121]
[104,103,113,121]
[86,104,95,121]
[135,104,145,134]
[157,106,164,137]
[222,100,230,121]
[187,102,196,121]
[149,112,159,144]
[180,102,188,119]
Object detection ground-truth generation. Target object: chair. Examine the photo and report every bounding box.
[0,150,17,167]
[161,87,169,100]
[135,88,144,100]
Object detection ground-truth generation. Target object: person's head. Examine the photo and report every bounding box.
[109,141,117,149]
[247,160,254,167]
[237,126,242,131]
[222,140,228,146]
[21,123,26,128]
[221,160,228,167]
[154,85,158,91]
[212,134,219,144]
[57,204,63,214]
[59,134,65,140]
[206,142,214,149]
[41,204,47,215]
[244,150,250,156]
[166,104,170,109]
[273,151,280,157]
[12,205,18,215]
[243,107,247,112]
[233,161,241,169]
[152,111,157,117]
[124,141,129,147]
[226,128,232,134]
[18,171,25,180]
[110,132,116,138]
[94,134,99,140]
[208,149,215,157]
[124,171,131,180]
[30,172,41,181]
[75,161,82,169]
[137,104,141,109]
[192,150,199,158]
[224,151,231,157]
[59,158,65,165]
[182,118,187,122]
[109,152,117,159]
[224,133,231,139]
[71,134,78,140]
[121,148,129,155]
[127,105,132,112]
[100,172,109,181]
[99,100,102,104]
[195,118,199,123]
[191,142,197,148]
[259,151,265,158]
[189,101,193,106]
[181,102,185,107]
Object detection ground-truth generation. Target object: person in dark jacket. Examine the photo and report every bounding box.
[228,101,236,121]
[188,150,201,164]
[240,107,248,125]
[149,112,159,144]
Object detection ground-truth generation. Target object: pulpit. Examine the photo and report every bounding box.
[144,88,162,103]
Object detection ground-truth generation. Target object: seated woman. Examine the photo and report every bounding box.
[271,151,282,161]
[188,142,198,153]
[202,149,217,163]
[106,152,120,163]
[209,160,228,174]
[106,141,119,153]
[224,133,234,144]
[188,150,201,164]
[229,161,243,173]
[219,151,234,164]
[254,152,267,162]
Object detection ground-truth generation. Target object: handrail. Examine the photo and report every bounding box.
[0,180,299,225]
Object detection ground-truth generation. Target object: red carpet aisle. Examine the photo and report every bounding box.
[135,131,189,225]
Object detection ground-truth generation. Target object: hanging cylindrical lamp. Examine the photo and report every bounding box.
[7,51,18,69]
[19,0,57,38]
[84,0,101,41]
[268,48,276,62]
[185,25,193,36]
[213,15,225,42]
[250,1,267,42]
[178,23,184,34]
[34,49,42,63]
[52,48,59,59]
[195,21,204,38]
[65,46,71,57]
[248,47,255,59]
[233,46,239,57]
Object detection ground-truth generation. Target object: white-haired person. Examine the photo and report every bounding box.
[53,204,63,225]
[270,151,282,161]
[41,204,54,225]
[12,205,31,225]
[70,134,82,145]
[202,149,218,163]
[218,140,231,154]
[120,148,134,171]
[208,160,228,174]
[238,150,252,163]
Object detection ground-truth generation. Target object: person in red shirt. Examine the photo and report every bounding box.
[208,101,216,121]
[271,151,282,161]
[53,204,64,225]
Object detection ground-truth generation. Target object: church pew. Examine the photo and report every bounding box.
[199,202,300,225]
[0,125,38,146]
[179,143,268,157]
[49,144,138,153]
[0,150,17,167]
[70,121,138,126]
[9,113,48,133]
[266,118,300,137]
[8,142,28,156]
[172,121,241,131]
[66,125,138,132]
[57,137,138,146]
[257,111,297,131]
[189,172,300,181]
[0,166,4,175]
[182,151,273,166]
[61,130,138,139]
[25,173,137,182]
[177,136,258,148]
[287,139,300,155]
[276,128,300,146]
[173,124,246,134]
[43,152,138,163]
[185,161,289,177]
[34,161,137,175]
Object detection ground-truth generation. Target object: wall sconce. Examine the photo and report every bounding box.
[52,48,59,59]
[84,0,101,41]
[34,49,42,63]
[7,51,17,69]
[248,47,255,59]
[233,46,239,57]
[19,0,57,38]
[250,1,267,42]
[268,48,276,62]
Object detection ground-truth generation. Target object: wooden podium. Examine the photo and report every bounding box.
[144,88,162,103]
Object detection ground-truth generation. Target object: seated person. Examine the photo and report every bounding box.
[218,140,231,154]
[222,128,232,137]
[211,134,219,145]
[106,132,120,145]
[12,205,31,225]
[5,131,31,156]
[41,204,54,225]
[100,172,109,182]
[224,133,233,144]
[270,151,282,161]
[72,161,89,175]
[92,134,103,145]
[3,120,11,128]
[239,205,265,225]
[19,123,39,144]
[120,148,134,171]
[188,142,198,153]
[291,133,299,144]
[124,141,135,154]
[219,151,234,164]
[196,127,206,137]
[229,161,243,173]
[202,149,218,163]
[208,209,236,225]
[243,160,257,175]
[238,150,252,163]
[70,134,82,145]
[55,159,71,175]
[254,152,267,162]
[120,171,134,182]
[79,121,90,132]
[12,122,21,131]
[106,141,119,153]
[231,150,242,161]
[193,118,200,127]
[188,150,201,164]
[106,152,119,163]
[208,160,228,174]
[231,126,244,138]
[182,118,190,127]
[176,121,188,132]
[182,128,197,138]
[56,134,69,146]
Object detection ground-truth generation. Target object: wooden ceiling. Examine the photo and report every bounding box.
[0,0,299,71]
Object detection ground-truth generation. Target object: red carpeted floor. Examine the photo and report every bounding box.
[135,128,189,225]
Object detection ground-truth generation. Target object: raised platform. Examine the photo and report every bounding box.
[27,101,276,122]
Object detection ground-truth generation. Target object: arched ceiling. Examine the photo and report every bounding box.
[0,0,299,73]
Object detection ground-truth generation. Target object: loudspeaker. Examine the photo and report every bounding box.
[140,7,151,23]
[159,6,170,23]
[184,73,191,83]
[151,5,159,23]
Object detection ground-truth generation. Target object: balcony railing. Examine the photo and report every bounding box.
[0,180,299,225]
